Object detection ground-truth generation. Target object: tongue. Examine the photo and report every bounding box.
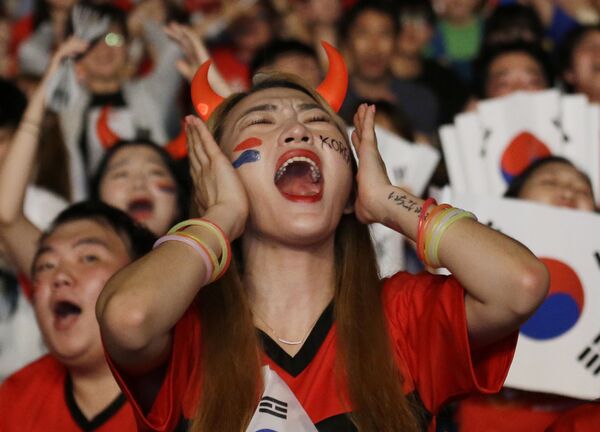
[128,200,154,221]
[276,163,320,197]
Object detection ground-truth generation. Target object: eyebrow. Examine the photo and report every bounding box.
[239,103,278,120]
[74,237,111,249]
[34,237,111,261]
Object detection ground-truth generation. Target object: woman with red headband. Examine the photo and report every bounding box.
[97,44,549,432]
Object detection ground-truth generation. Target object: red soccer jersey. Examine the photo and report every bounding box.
[107,271,518,432]
[0,355,136,431]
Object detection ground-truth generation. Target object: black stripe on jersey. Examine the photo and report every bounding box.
[64,374,127,431]
[258,303,334,377]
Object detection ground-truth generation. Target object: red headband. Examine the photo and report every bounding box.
[191,41,348,121]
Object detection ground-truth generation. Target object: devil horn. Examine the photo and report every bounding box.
[191,60,225,121]
[165,122,187,160]
[316,41,348,113]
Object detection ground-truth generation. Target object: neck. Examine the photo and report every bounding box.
[87,77,122,95]
[446,14,475,27]
[69,362,121,420]
[243,233,336,353]
[392,53,422,79]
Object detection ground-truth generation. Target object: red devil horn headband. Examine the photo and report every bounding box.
[190,41,348,121]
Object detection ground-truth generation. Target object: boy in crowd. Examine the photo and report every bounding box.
[0,201,154,431]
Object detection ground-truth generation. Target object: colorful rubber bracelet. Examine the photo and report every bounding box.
[417,204,450,262]
[175,232,220,281]
[416,197,437,259]
[423,207,459,267]
[168,218,232,280]
[424,208,463,268]
[427,210,477,268]
[153,234,213,286]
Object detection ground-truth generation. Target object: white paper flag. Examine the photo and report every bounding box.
[446,192,600,400]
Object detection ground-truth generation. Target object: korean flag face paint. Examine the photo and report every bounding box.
[232,138,263,169]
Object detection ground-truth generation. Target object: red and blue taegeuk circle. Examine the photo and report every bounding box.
[520,258,585,340]
[500,131,552,183]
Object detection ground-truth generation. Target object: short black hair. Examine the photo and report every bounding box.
[339,0,400,42]
[558,25,600,91]
[249,39,318,78]
[89,139,190,223]
[42,201,156,262]
[0,79,27,130]
[483,4,544,47]
[397,0,436,30]
[504,155,593,198]
[472,41,554,98]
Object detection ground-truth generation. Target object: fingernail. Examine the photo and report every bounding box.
[370,105,376,113]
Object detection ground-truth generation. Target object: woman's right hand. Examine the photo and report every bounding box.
[44,36,89,83]
[186,115,249,241]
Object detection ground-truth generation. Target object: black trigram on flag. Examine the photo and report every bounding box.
[577,331,600,376]
[258,396,288,420]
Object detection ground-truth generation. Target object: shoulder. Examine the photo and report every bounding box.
[0,355,64,405]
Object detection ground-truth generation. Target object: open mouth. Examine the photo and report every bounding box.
[274,150,323,203]
[127,198,154,221]
[53,300,82,330]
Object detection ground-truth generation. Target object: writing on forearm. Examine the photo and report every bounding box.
[387,191,422,214]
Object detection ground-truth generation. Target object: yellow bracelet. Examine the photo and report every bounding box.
[175,231,220,281]
[168,218,231,280]
[427,210,476,268]
[423,207,456,267]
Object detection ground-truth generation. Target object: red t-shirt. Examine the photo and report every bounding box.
[107,271,518,431]
[0,355,136,431]
[546,403,600,432]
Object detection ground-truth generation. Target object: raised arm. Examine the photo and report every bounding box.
[0,38,88,277]
[351,104,549,348]
[97,115,247,371]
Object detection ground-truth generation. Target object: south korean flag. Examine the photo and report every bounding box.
[444,192,600,400]
[246,366,318,432]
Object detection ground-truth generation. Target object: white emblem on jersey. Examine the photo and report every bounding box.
[246,366,318,432]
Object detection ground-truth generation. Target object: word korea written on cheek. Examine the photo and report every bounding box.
[320,135,350,164]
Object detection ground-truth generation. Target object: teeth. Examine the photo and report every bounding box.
[275,156,321,183]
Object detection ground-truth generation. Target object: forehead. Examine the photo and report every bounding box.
[107,145,167,168]
[40,219,126,253]
[530,162,587,180]
[353,9,395,30]
[490,52,542,73]
[576,30,600,48]
[227,87,323,120]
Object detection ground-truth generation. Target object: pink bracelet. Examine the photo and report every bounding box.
[153,234,213,286]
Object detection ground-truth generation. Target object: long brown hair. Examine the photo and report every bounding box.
[190,75,420,431]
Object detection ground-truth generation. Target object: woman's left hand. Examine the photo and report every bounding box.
[350,103,393,225]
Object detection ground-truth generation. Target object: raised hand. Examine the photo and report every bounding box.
[44,37,89,84]
[186,115,248,240]
[164,22,231,95]
[350,103,394,225]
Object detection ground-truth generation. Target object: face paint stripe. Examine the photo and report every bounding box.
[233,137,262,152]
[232,150,261,169]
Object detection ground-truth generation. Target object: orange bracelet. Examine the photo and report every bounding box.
[417,204,450,262]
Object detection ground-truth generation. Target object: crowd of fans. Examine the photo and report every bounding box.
[0,0,599,431]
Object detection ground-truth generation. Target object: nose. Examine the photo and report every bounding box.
[52,266,73,290]
[131,171,147,190]
[281,120,312,146]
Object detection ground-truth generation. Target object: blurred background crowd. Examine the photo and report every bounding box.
[0,0,599,430]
